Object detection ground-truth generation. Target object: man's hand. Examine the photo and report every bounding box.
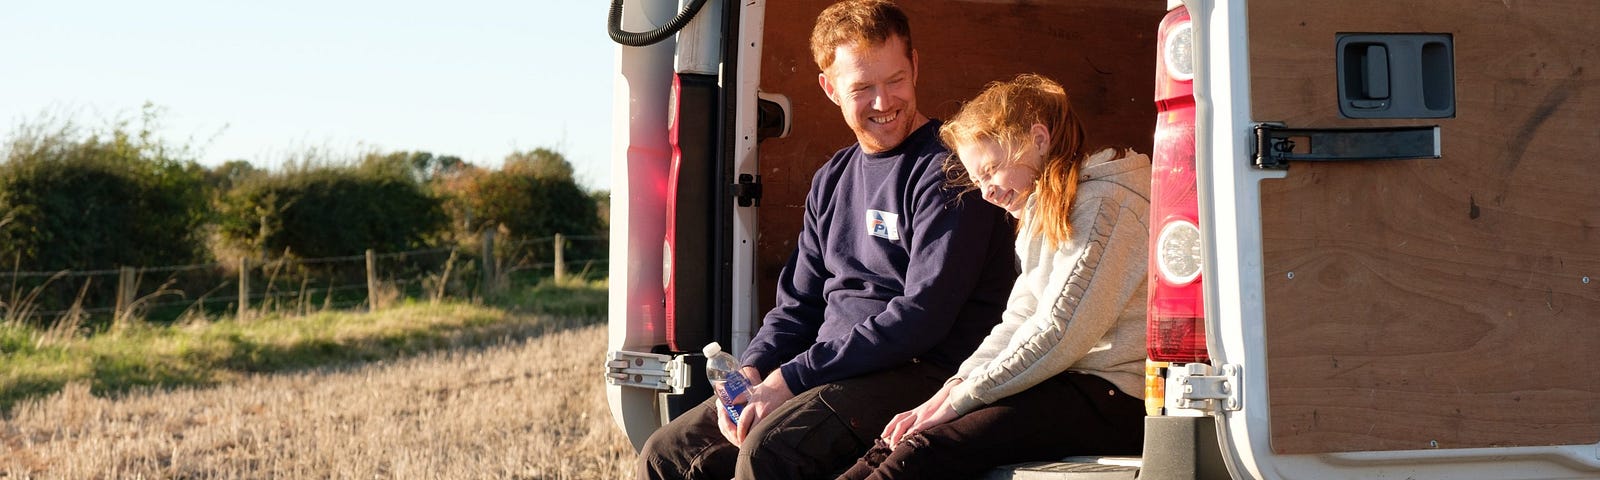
[716,367,763,446]
[882,379,962,448]
[715,397,739,445]
[733,368,796,444]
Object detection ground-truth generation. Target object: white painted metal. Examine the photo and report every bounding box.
[674,0,723,76]
[1164,363,1212,418]
[606,350,690,392]
[1173,363,1240,412]
[729,0,766,358]
[607,0,678,451]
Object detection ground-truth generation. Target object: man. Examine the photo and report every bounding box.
[637,1,1017,478]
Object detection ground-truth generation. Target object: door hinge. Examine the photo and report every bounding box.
[605,350,691,393]
[1253,123,1441,170]
[1174,363,1242,412]
[734,174,762,207]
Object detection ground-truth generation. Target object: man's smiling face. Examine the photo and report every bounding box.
[820,34,920,153]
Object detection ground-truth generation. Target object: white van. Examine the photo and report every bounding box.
[603,1,1600,478]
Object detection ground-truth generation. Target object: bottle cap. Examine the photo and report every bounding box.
[702,342,722,357]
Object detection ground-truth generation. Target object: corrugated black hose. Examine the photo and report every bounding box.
[608,0,710,47]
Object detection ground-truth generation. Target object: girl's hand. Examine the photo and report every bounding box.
[881,379,962,447]
[895,401,958,447]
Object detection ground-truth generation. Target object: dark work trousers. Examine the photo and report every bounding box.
[637,360,949,480]
[836,371,1145,480]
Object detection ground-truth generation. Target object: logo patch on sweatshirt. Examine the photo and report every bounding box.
[866,209,900,240]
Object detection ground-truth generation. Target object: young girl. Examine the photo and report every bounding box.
[837,73,1151,479]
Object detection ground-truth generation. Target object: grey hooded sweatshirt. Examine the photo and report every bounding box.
[947,147,1152,415]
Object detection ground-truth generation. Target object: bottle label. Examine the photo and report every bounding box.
[715,375,749,424]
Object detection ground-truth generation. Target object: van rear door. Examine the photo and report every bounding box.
[1197,0,1600,477]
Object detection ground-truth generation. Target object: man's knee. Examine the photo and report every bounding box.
[637,427,683,480]
[735,438,795,480]
[637,428,672,466]
[636,400,738,480]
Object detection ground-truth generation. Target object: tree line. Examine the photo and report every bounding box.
[0,109,606,320]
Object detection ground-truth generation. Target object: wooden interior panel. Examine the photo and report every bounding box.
[756,0,1165,316]
[1251,0,1600,454]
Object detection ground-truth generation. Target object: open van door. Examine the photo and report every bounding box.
[1197,0,1600,478]
[605,0,780,449]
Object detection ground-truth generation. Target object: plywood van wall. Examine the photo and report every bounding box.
[755,0,1166,316]
[1251,0,1600,454]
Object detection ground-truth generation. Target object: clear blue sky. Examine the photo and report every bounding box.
[0,1,615,190]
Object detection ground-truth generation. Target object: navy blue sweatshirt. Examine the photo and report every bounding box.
[742,119,1018,393]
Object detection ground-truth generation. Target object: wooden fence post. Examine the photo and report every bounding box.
[481,229,498,295]
[238,257,250,320]
[554,233,566,282]
[366,249,379,311]
[115,266,135,321]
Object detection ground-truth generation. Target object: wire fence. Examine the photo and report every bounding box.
[0,233,608,326]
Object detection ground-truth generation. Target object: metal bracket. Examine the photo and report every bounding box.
[1175,363,1242,412]
[605,350,690,393]
[734,174,762,207]
[1253,123,1441,170]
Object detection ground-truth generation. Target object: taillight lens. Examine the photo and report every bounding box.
[664,72,719,352]
[1145,360,1168,416]
[1148,5,1208,363]
[665,73,685,346]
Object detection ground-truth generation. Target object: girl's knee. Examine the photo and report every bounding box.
[859,433,981,480]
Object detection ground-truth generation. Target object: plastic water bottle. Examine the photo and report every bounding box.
[703,342,749,424]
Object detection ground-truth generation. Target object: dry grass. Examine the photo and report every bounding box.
[0,322,636,479]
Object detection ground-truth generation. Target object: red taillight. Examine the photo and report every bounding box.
[664,72,718,352]
[1148,5,1207,363]
[665,73,685,348]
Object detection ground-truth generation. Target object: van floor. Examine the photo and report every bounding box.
[983,457,1140,480]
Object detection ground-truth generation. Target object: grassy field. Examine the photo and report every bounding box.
[0,278,635,478]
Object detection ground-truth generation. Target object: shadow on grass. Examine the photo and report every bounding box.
[208,314,603,375]
[489,279,609,318]
[2,292,607,416]
[3,374,74,414]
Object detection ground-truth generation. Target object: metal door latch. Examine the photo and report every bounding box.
[606,350,690,393]
[1253,123,1441,170]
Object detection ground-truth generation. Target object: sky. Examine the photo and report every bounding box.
[0,1,616,190]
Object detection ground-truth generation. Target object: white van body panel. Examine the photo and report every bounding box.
[1202,1,1600,478]
[607,0,677,449]
[673,0,722,76]
[1187,1,1276,478]
[729,0,766,357]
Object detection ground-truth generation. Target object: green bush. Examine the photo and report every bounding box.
[467,173,599,238]
[452,149,604,265]
[216,165,450,260]
[0,114,210,271]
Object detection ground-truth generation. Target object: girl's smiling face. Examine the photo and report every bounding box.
[954,128,1047,218]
